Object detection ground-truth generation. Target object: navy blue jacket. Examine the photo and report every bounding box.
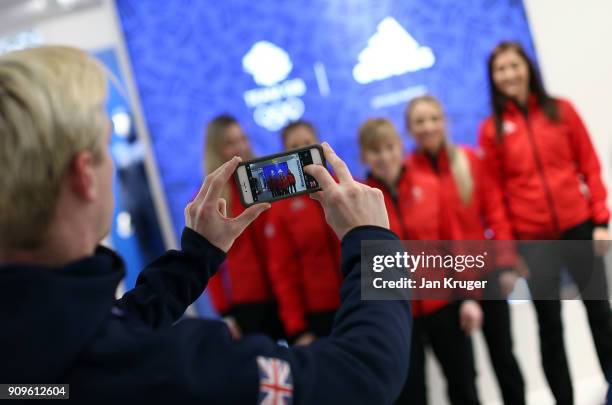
[0,226,411,403]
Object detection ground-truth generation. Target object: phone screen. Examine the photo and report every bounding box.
[241,148,321,204]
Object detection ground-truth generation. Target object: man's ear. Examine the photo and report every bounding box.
[68,151,97,201]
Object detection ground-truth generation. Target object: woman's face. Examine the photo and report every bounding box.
[407,101,446,155]
[284,125,318,150]
[220,123,250,161]
[362,136,403,187]
[492,49,530,103]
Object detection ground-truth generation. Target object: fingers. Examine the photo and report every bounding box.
[460,301,482,335]
[223,316,242,340]
[191,158,236,206]
[309,190,324,202]
[304,164,336,191]
[594,240,610,257]
[231,203,271,233]
[205,156,242,203]
[515,256,530,278]
[460,315,469,334]
[321,142,353,183]
[192,177,212,206]
[461,314,476,335]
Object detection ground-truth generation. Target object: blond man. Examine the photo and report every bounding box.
[0,46,411,403]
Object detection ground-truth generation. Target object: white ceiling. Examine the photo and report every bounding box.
[0,0,103,36]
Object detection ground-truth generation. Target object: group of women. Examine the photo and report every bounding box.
[200,41,611,404]
[267,169,297,197]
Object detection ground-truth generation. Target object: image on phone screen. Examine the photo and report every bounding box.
[238,147,322,205]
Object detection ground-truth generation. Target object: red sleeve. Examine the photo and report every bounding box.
[226,213,272,303]
[476,126,517,268]
[264,207,308,337]
[477,122,516,232]
[226,184,272,304]
[478,119,505,194]
[191,185,231,315]
[561,99,610,226]
[468,148,513,240]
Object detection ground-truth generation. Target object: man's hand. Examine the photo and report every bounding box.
[459,300,483,335]
[294,332,316,346]
[185,156,270,252]
[304,142,389,240]
[223,316,242,340]
[499,270,519,297]
[593,226,610,257]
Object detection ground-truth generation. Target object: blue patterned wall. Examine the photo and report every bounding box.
[116,0,537,241]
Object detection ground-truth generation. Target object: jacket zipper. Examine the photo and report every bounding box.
[524,117,561,235]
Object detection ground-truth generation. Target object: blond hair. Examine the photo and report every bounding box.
[358,118,402,152]
[0,46,108,249]
[405,95,474,205]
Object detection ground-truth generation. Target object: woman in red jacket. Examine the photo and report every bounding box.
[360,115,486,405]
[479,41,612,405]
[203,114,283,339]
[264,120,341,345]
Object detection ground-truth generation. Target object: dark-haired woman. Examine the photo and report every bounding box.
[264,120,341,345]
[479,41,612,405]
[203,114,284,340]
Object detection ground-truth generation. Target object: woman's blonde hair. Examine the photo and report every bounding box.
[358,117,402,153]
[405,95,474,205]
[0,46,108,249]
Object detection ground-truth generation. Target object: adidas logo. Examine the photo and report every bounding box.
[353,17,435,84]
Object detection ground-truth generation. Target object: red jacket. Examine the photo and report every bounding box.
[479,97,610,239]
[207,181,275,315]
[263,194,341,337]
[366,146,513,316]
[280,176,289,188]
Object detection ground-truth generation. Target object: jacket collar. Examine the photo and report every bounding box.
[504,93,539,115]
[366,161,408,192]
[412,145,450,173]
[0,246,125,382]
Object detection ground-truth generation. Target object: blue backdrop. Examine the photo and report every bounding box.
[116,0,537,245]
[263,162,290,181]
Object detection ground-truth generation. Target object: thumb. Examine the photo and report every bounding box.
[231,203,271,233]
[218,198,227,217]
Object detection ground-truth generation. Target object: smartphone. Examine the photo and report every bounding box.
[234,144,325,206]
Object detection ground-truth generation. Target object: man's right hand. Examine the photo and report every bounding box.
[185,156,270,252]
[304,142,390,240]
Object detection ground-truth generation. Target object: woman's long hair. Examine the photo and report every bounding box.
[487,41,559,140]
[406,95,474,205]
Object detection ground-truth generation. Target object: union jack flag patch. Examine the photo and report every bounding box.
[257,356,293,405]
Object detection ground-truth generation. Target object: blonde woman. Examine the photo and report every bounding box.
[404,96,524,405]
[360,99,522,404]
[203,115,283,339]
